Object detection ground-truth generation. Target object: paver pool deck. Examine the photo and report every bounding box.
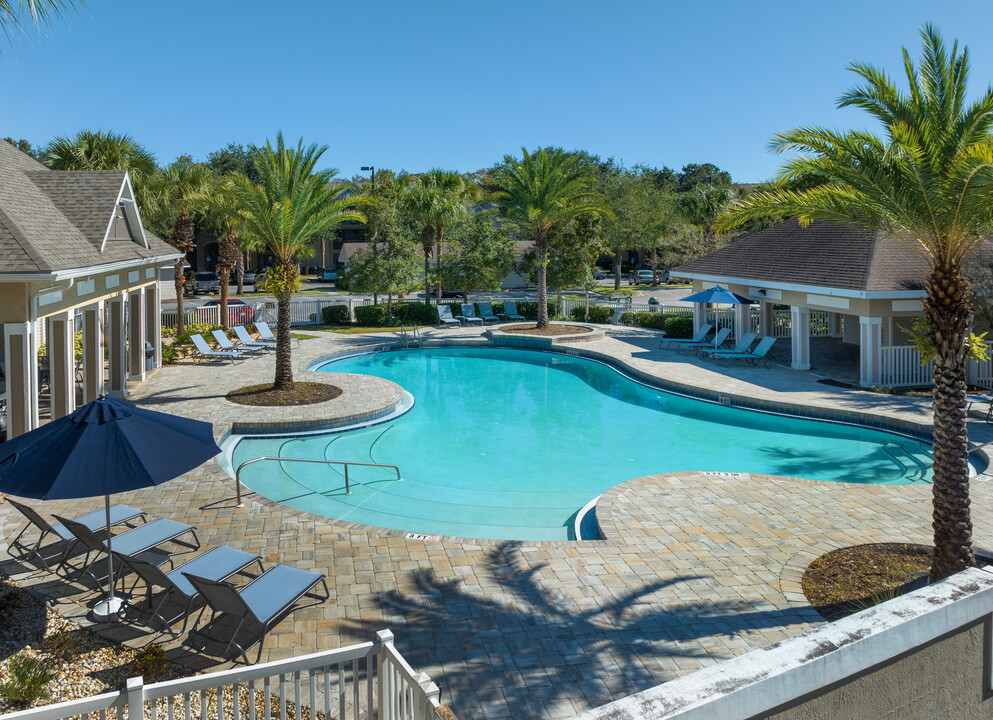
[3,324,993,720]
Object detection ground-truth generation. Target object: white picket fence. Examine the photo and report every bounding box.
[0,630,449,720]
[880,345,934,386]
[160,305,222,329]
[161,299,370,329]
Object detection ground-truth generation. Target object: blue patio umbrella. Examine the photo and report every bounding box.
[681,285,755,346]
[0,396,220,619]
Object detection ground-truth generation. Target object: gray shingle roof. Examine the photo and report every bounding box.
[674,219,937,293]
[0,140,179,274]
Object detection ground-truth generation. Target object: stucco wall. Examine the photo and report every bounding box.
[761,620,992,720]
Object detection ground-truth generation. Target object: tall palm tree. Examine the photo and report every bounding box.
[404,169,472,304]
[45,130,157,207]
[1,0,83,40]
[204,179,244,329]
[228,134,365,391]
[715,25,993,581]
[145,161,215,336]
[490,148,611,328]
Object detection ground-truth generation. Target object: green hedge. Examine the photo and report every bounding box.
[514,301,556,321]
[321,304,351,325]
[620,312,693,338]
[353,303,440,327]
[569,305,613,323]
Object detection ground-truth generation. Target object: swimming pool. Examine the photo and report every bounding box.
[228,347,933,541]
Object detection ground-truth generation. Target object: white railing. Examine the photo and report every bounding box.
[881,345,934,386]
[160,305,221,329]
[161,299,370,329]
[0,630,449,720]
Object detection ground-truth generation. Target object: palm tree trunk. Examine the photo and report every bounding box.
[614,251,622,291]
[434,228,444,302]
[273,285,294,391]
[218,266,230,329]
[174,259,186,336]
[536,230,549,329]
[236,254,245,295]
[926,264,975,580]
[423,246,432,306]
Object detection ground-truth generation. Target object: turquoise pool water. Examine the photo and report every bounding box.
[229,347,933,541]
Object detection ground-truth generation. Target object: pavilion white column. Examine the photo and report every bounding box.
[3,322,37,438]
[734,303,750,342]
[692,302,705,334]
[108,295,127,398]
[46,310,75,420]
[860,316,883,388]
[790,305,811,370]
[758,301,774,337]
[144,283,161,370]
[830,312,844,337]
[82,301,104,403]
[128,288,146,382]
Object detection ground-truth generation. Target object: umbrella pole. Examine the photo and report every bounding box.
[92,494,123,621]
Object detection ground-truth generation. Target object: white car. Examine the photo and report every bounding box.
[632,269,669,285]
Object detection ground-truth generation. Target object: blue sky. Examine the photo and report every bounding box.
[2,0,993,182]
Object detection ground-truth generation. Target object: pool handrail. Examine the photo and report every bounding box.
[233,456,402,507]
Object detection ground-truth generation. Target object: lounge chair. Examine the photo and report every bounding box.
[966,393,993,423]
[477,302,501,324]
[699,332,757,358]
[712,336,778,367]
[437,305,462,328]
[456,303,484,326]
[212,329,264,356]
[55,516,200,587]
[115,546,263,635]
[233,325,276,350]
[676,327,731,355]
[7,499,145,573]
[500,301,525,321]
[255,321,300,348]
[190,334,244,365]
[185,564,330,664]
[661,324,713,350]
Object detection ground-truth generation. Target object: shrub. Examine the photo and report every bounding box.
[569,305,613,323]
[664,315,694,338]
[133,643,168,681]
[353,303,439,327]
[1,654,54,707]
[620,311,693,335]
[514,302,556,322]
[161,344,179,365]
[321,305,351,325]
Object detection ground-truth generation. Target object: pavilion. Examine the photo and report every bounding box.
[0,141,181,438]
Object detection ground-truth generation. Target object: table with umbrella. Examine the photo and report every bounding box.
[0,396,220,621]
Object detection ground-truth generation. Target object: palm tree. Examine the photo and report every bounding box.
[228,134,365,391]
[204,179,244,329]
[715,26,993,581]
[1,0,83,39]
[490,148,611,328]
[404,169,472,304]
[145,161,215,336]
[44,130,157,207]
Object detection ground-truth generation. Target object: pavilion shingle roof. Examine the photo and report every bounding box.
[0,140,178,274]
[674,219,935,293]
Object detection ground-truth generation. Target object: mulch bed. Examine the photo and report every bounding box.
[501,324,591,337]
[225,382,342,407]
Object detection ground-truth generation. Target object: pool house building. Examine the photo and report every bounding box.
[673,218,987,388]
[0,141,181,438]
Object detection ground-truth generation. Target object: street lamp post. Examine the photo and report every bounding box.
[361,166,375,193]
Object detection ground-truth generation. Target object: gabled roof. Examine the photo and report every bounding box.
[673,219,945,295]
[0,140,178,275]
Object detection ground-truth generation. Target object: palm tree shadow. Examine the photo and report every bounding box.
[343,542,815,719]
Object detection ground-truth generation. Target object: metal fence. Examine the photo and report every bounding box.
[0,630,451,720]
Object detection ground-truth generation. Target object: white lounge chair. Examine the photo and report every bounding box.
[712,336,778,367]
[233,325,276,350]
[212,330,264,355]
[191,334,244,364]
[437,305,462,327]
[661,324,713,349]
[456,304,484,326]
[255,321,299,348]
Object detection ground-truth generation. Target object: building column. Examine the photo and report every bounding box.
[46,310,75,420]
[758,301,774,337]
[128,288,146,382]
[734,303,750,342]
[860,316,883,388]
[82,302,104,403]
[790,305,811,370]
[144,283,161,370]
[3,322,37,438]
[830,312,844,337]
[692,302,706,334]
[108,295,127,398]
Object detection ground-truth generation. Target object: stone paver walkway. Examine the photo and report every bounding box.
[2,324,992,720]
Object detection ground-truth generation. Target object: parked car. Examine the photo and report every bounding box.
[195,272,220,295]
[242,271,256,286]
[593,267,607,280]
[203,299,255,324]
[322,269,339,282]
[632,268,670,285]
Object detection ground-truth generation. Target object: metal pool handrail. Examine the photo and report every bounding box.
[233,456,402,507]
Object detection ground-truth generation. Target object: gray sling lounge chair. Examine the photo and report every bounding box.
[185,564,329,664]
[477,302,501,324]
[437,305,461,327]
[661,324,713,349]
[676,327,731,355]
[711,336,778,367]
[7,499,145,573]
[233,325,276,350]
[115,546,263,635]
[699,332,757,358]
[500,302,525,321]
[55,516,200,586]
[456,304,484,326]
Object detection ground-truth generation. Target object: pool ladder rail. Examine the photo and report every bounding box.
[233,456,402,507]
[399,324,421,349]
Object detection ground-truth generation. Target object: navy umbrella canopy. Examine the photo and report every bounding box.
[0,396,220,619]
[681,285,755,347]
